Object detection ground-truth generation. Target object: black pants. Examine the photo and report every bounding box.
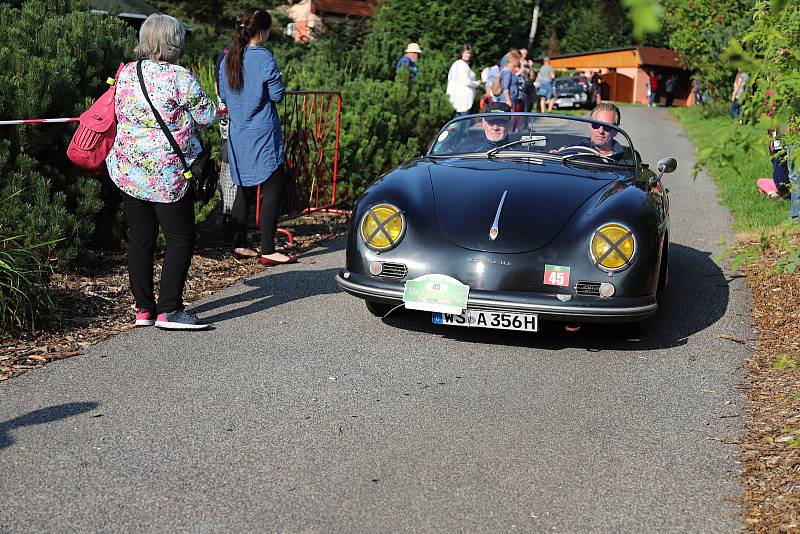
[231,166,287,254]
[122,189,195,315]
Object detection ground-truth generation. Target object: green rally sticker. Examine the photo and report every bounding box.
[403,274,469,315]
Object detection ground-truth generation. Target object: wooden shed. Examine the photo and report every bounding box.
[547,46,691,106]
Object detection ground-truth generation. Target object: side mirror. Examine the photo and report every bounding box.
[657,157,677,173]
[649,157,677,188]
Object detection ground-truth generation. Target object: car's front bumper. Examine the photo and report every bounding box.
[336,270,658,323]
[555,95,587,108]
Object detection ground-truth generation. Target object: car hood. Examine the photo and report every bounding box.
[429,159,613,253]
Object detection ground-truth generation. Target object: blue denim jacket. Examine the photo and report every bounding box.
[219,46,285,187]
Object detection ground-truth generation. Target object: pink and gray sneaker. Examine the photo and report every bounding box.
[154,310,210,330]
[134,310,155,327]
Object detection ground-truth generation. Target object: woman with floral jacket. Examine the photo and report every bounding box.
[107,13,217,330]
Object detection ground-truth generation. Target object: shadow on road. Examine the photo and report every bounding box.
[0,402,99,450]
[192,267,341,324]
[376,243,731,351]
[291,239,345,261]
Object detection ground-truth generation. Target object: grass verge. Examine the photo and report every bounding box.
[671,106,790,231]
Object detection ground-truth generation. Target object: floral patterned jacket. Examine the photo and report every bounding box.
[107,60,217,203]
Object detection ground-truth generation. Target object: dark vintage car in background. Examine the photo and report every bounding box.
[553,76,590,109]
[335,113,676,334]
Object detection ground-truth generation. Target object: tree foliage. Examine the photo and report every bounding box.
[734,0,800,165]
[528,0,673,56]
[149,0,290,62]
[359,0,531,75]
[661,0,754,97]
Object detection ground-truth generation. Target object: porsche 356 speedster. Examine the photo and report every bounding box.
[335,112,676,333]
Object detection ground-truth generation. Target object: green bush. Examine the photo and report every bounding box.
[0,0,136,262]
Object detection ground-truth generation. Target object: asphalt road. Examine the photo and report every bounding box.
[0,106,751,532]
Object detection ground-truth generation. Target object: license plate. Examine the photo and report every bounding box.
[432,310,538,332]
[557,98,575,107]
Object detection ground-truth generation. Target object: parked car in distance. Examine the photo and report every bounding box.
[553,76,589,109]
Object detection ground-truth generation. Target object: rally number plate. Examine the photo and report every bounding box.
[432,310,538,332]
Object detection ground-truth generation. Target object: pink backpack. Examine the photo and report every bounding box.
[67,63,125,173]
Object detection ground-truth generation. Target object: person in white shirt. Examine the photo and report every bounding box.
[480,63,501,106]
[446,44,481,117]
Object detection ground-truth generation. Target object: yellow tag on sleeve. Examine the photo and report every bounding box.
[107,77,116,86]
[184,170,193,179]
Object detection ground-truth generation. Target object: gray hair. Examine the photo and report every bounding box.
[134,14,185,63]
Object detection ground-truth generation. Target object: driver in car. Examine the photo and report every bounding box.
[551,103,632,161]
[585,103,627,158]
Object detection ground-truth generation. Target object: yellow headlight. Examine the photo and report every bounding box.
[360,204,405,251]
[590,223,635,271]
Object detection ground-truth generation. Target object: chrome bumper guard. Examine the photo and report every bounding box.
[336,270,658,323]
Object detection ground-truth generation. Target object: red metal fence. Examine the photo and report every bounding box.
[274,90,343,220]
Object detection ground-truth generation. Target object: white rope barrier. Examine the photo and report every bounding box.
[0,118,79,125]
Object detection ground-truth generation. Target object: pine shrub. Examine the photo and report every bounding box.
[0,0,136,262]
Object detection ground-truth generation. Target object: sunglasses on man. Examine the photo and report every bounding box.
[591,123,618,132]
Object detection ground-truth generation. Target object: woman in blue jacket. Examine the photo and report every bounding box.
[219,8,296,265]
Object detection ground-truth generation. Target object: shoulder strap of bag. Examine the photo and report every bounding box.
[112,62,125,84]
[136,60,193,178]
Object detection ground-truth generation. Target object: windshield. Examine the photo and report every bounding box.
[554,78,574,89]
[428,113,636,167]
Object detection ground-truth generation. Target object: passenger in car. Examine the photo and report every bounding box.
[441,101,511,153]
[468,101,513,151]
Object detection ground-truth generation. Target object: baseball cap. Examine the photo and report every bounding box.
[485,101,511,113]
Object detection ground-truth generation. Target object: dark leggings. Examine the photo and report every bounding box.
[122,189,195,315]
[231,166,287,254]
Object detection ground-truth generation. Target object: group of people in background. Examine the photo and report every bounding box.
[440,44,612,119]
[107,8,294,331]
[645,71,678,107]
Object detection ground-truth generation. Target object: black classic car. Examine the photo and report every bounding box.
[335,113,676,334]
[553,76,590,109]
